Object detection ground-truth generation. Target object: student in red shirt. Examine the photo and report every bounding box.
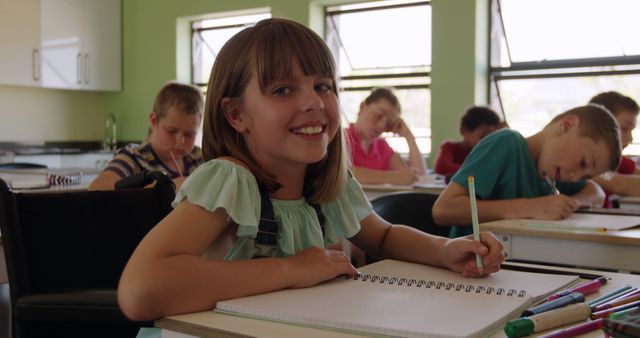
[434,106,502,178]
[590,91,640,207]
[346,88,426,185]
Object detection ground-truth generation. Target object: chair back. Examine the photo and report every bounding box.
[371,192,451,238]
[0,172,175,337]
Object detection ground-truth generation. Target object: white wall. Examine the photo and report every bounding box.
[0,85,104,142]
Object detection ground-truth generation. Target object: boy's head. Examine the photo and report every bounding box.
[460,106,502,148]
[589,91,639,149]
[539,105,621,182]
[148,82,204,158]
[356,87,401,140]
[203,18,346,203]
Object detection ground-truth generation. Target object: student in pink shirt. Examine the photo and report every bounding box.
[346,88,426,185]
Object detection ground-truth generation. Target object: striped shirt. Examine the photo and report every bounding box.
[104,143,203,179]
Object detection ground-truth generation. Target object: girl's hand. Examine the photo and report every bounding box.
[283,247,358,289]
[389,118,413,139]
[526,195,579,220]
[390,166,419,185]
[442,232,504,278]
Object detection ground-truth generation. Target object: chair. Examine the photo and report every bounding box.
[371,191,451,238]
[0,170,175,338]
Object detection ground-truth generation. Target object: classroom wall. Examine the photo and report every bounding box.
[0,85,104,142]
[107,0,488,157]
[0,0,486,154]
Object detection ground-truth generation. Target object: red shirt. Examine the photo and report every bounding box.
[603,156,637,208]
[345,124,395,170]
[434,140,470,176]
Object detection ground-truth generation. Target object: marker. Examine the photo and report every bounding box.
[505,303,591,338]
[546,277,607,301]
[591,300,640,319]
[523,292,585,317]
[538,318,604,338]
[608,306,640,320]
[467,176,483,275]
[588,285,634,307]
[593,292,640,312]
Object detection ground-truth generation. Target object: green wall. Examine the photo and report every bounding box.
[107,0,488,162]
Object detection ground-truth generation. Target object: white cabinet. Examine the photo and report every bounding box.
[13,152,114,170]
[0,0,121,91]
[40,0,121,91]
[0,0,41,87]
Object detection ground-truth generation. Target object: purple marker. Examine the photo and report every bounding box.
[539,318,605,338]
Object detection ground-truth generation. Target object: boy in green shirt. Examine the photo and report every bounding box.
[433,105,621,237]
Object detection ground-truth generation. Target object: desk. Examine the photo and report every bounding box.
[619,196,640,210]
[480,220,640,273]
[156,264,640,338]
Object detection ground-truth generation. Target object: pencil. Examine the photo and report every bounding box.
[544,175,560,195]
[467,176,483,275]
[169,150,183,177]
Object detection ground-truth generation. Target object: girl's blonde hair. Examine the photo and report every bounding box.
[202,18,347,203]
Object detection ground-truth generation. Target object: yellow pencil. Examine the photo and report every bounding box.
[467,176,483,275]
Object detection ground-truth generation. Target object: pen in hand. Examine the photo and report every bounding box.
[169,150,183,177]
[467,176,483,275]
[544,175,560,195]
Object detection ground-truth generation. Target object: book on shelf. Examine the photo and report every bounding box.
[215,259,579,338]
[0,168,82,189]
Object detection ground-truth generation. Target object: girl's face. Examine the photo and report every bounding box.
[355,98,400,141]
[228,60,340,172]
[149,107,200,160]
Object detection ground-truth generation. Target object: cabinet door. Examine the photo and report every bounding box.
[80,0,121,91]
[40,0,82,89]
[39,0,121,91]
[0,0,41,87]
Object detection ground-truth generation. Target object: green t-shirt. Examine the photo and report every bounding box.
[449,129,585,237]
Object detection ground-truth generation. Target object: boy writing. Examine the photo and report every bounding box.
[433,105,621,237]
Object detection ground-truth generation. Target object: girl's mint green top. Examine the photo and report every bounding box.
[136,159,372,338]
[174,159,373,259]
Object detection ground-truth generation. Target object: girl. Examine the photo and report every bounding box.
[346,87,427,185]
[118,18,504,329]
[89,81,204,191]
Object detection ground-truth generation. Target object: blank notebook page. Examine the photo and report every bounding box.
[215,260,578,338]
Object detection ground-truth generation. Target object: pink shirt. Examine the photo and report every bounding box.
[345,123,395,170]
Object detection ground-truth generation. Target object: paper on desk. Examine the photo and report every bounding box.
[490,213,640,231]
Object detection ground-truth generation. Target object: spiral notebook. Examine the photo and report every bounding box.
[215,260,578,338]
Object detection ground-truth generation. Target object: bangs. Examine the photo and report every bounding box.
[250,20,336,91]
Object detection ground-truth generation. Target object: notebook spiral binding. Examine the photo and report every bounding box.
[346,273,527,297]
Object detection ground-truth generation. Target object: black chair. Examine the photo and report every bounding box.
[0,170,175,338]
[371,191,451,238]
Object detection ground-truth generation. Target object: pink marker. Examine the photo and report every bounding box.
[539,318,605,338]
[546,277,607,301]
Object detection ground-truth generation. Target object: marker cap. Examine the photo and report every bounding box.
[504,317,534,338]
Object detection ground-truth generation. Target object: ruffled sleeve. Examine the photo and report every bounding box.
[322,174,373,240]
[174,159,261,238]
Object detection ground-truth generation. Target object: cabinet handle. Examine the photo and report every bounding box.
[84,54,90,84]
[32,49,40,81]
[77,53,82,84]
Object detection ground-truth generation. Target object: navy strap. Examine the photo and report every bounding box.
[254,184,325,254]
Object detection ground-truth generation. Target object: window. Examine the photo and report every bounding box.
[325,0,431,153]
[191,12,271,87]
[490,0,640,154]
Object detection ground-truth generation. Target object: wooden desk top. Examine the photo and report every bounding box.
[481,219,640,246]
[156,263,640,338]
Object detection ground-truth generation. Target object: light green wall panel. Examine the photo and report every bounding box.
[107,0,489,156]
